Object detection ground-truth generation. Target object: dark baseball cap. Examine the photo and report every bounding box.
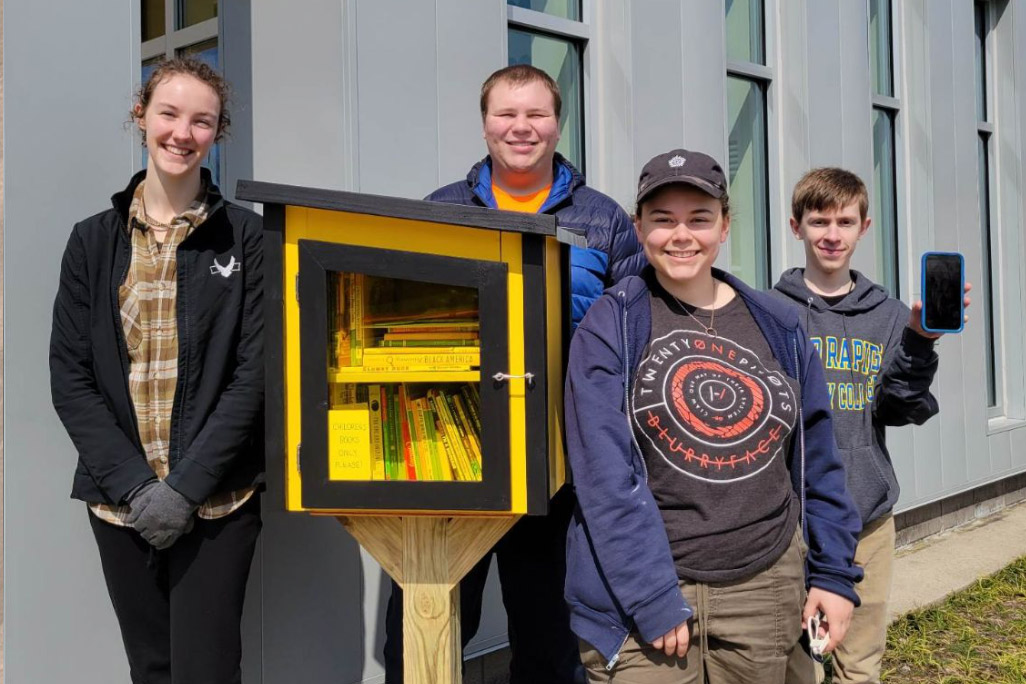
[635,149,728,206]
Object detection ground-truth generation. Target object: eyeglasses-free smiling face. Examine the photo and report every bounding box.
[634,185,730,285]
[137,73,220,180]
[482,79,561,187]
[790,201,871,276]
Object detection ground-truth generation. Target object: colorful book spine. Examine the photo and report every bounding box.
[429,389,474,481]
[383,331,479,341]
[368,384,385,480]
[398,385,418,481]
[334,274,351,367]
[376,339,479,348]
[435,415,467,481]
[363,346,479,355]
[421,402,453,481]
[460,384,483,435]
[349,273,366,366]
[361,350,480,372]
[382,385,398,480]
[409,398,436,480]
[391,385,404,481]
[449,393,483,480]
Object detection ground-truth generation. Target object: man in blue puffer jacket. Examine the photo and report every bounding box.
[382,64,645,684]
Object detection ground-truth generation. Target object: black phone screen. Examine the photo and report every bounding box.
[923,254,963,331]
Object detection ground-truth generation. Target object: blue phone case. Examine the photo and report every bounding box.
[920,251,965,334]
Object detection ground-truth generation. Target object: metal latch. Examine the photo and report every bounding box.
[492,371,536,389]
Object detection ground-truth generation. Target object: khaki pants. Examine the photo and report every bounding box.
[580,528,815,684]
[827,514,895,684]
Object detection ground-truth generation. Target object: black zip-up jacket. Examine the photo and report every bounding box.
[50,170,264,506]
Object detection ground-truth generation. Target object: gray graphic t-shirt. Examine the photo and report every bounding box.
[632,282,801,582]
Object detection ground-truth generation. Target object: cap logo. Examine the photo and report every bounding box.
[668,155,686,168]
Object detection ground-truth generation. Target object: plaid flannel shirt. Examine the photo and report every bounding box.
[90,182,256,526]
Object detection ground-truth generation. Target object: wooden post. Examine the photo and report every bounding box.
[402,517,459,684]
[340,515,518,684]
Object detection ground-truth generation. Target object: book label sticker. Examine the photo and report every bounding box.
[328,405,372,480]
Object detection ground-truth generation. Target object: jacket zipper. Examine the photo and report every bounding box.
[619,290,648,483]
[606,631,630,671]
[112,218,143,448]
[793,335,807,538]
[604,290,644,672]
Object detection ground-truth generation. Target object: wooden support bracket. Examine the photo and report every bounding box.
[338,515,518,684]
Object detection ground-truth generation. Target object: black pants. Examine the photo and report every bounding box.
[383,487,582,684]
[88,496,261,684]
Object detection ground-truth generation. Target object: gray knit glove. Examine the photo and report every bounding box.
[127,480,198,550]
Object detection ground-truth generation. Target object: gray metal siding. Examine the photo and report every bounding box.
[5,2,139,682]
[9,2,1026,683]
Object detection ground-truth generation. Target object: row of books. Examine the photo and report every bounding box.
[329,272,482,372]
[328,383,483,482]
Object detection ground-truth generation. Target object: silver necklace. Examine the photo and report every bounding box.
[671,281,719,337]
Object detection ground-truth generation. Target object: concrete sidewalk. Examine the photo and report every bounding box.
[889,500,1026,621]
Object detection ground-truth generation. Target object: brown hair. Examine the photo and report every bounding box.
[479,64,562,120]
[791,167,869,223]
[132,57,231,142]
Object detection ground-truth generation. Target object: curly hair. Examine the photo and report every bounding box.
[132,57,231,142]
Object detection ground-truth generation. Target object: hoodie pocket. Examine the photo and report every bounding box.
[839,445,899,523]
[565,511,626,619]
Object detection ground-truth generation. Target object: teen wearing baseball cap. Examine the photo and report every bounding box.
[563,149,863,683]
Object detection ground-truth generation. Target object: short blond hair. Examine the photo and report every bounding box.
[480,64,561,120]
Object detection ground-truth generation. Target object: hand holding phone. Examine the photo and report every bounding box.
[916,252,971,336]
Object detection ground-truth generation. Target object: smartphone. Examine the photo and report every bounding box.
[920,252,965,333]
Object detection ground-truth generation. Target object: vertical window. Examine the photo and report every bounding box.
[726,0,772,288]
[869,0,900,295]
[507,1,587,171]
[725,0,765,64]
[975,0,1000,410]
[140,0,222,187]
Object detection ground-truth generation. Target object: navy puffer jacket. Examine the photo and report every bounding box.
[426,154,646,328]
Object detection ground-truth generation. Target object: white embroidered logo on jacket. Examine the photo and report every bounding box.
[210,256,241,278]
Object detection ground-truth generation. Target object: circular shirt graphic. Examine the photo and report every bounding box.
[633,331,797,482]
[671,360,766,441]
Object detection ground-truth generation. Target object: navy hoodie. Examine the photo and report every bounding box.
[772,268,939,525]
[565,267,863,666]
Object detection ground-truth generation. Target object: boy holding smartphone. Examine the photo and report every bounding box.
[772,168,969,683]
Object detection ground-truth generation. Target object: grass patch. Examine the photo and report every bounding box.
[880,555,1026,683]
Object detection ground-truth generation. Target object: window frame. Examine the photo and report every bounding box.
[506,2,589,174]
[138,1,222,181]
[725,0,775,290]
[868,0,903,298]
[976,0,1003,417]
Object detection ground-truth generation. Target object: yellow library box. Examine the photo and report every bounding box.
[237,180,575,517]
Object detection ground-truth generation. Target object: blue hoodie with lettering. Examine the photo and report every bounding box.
[772,268,939,526]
